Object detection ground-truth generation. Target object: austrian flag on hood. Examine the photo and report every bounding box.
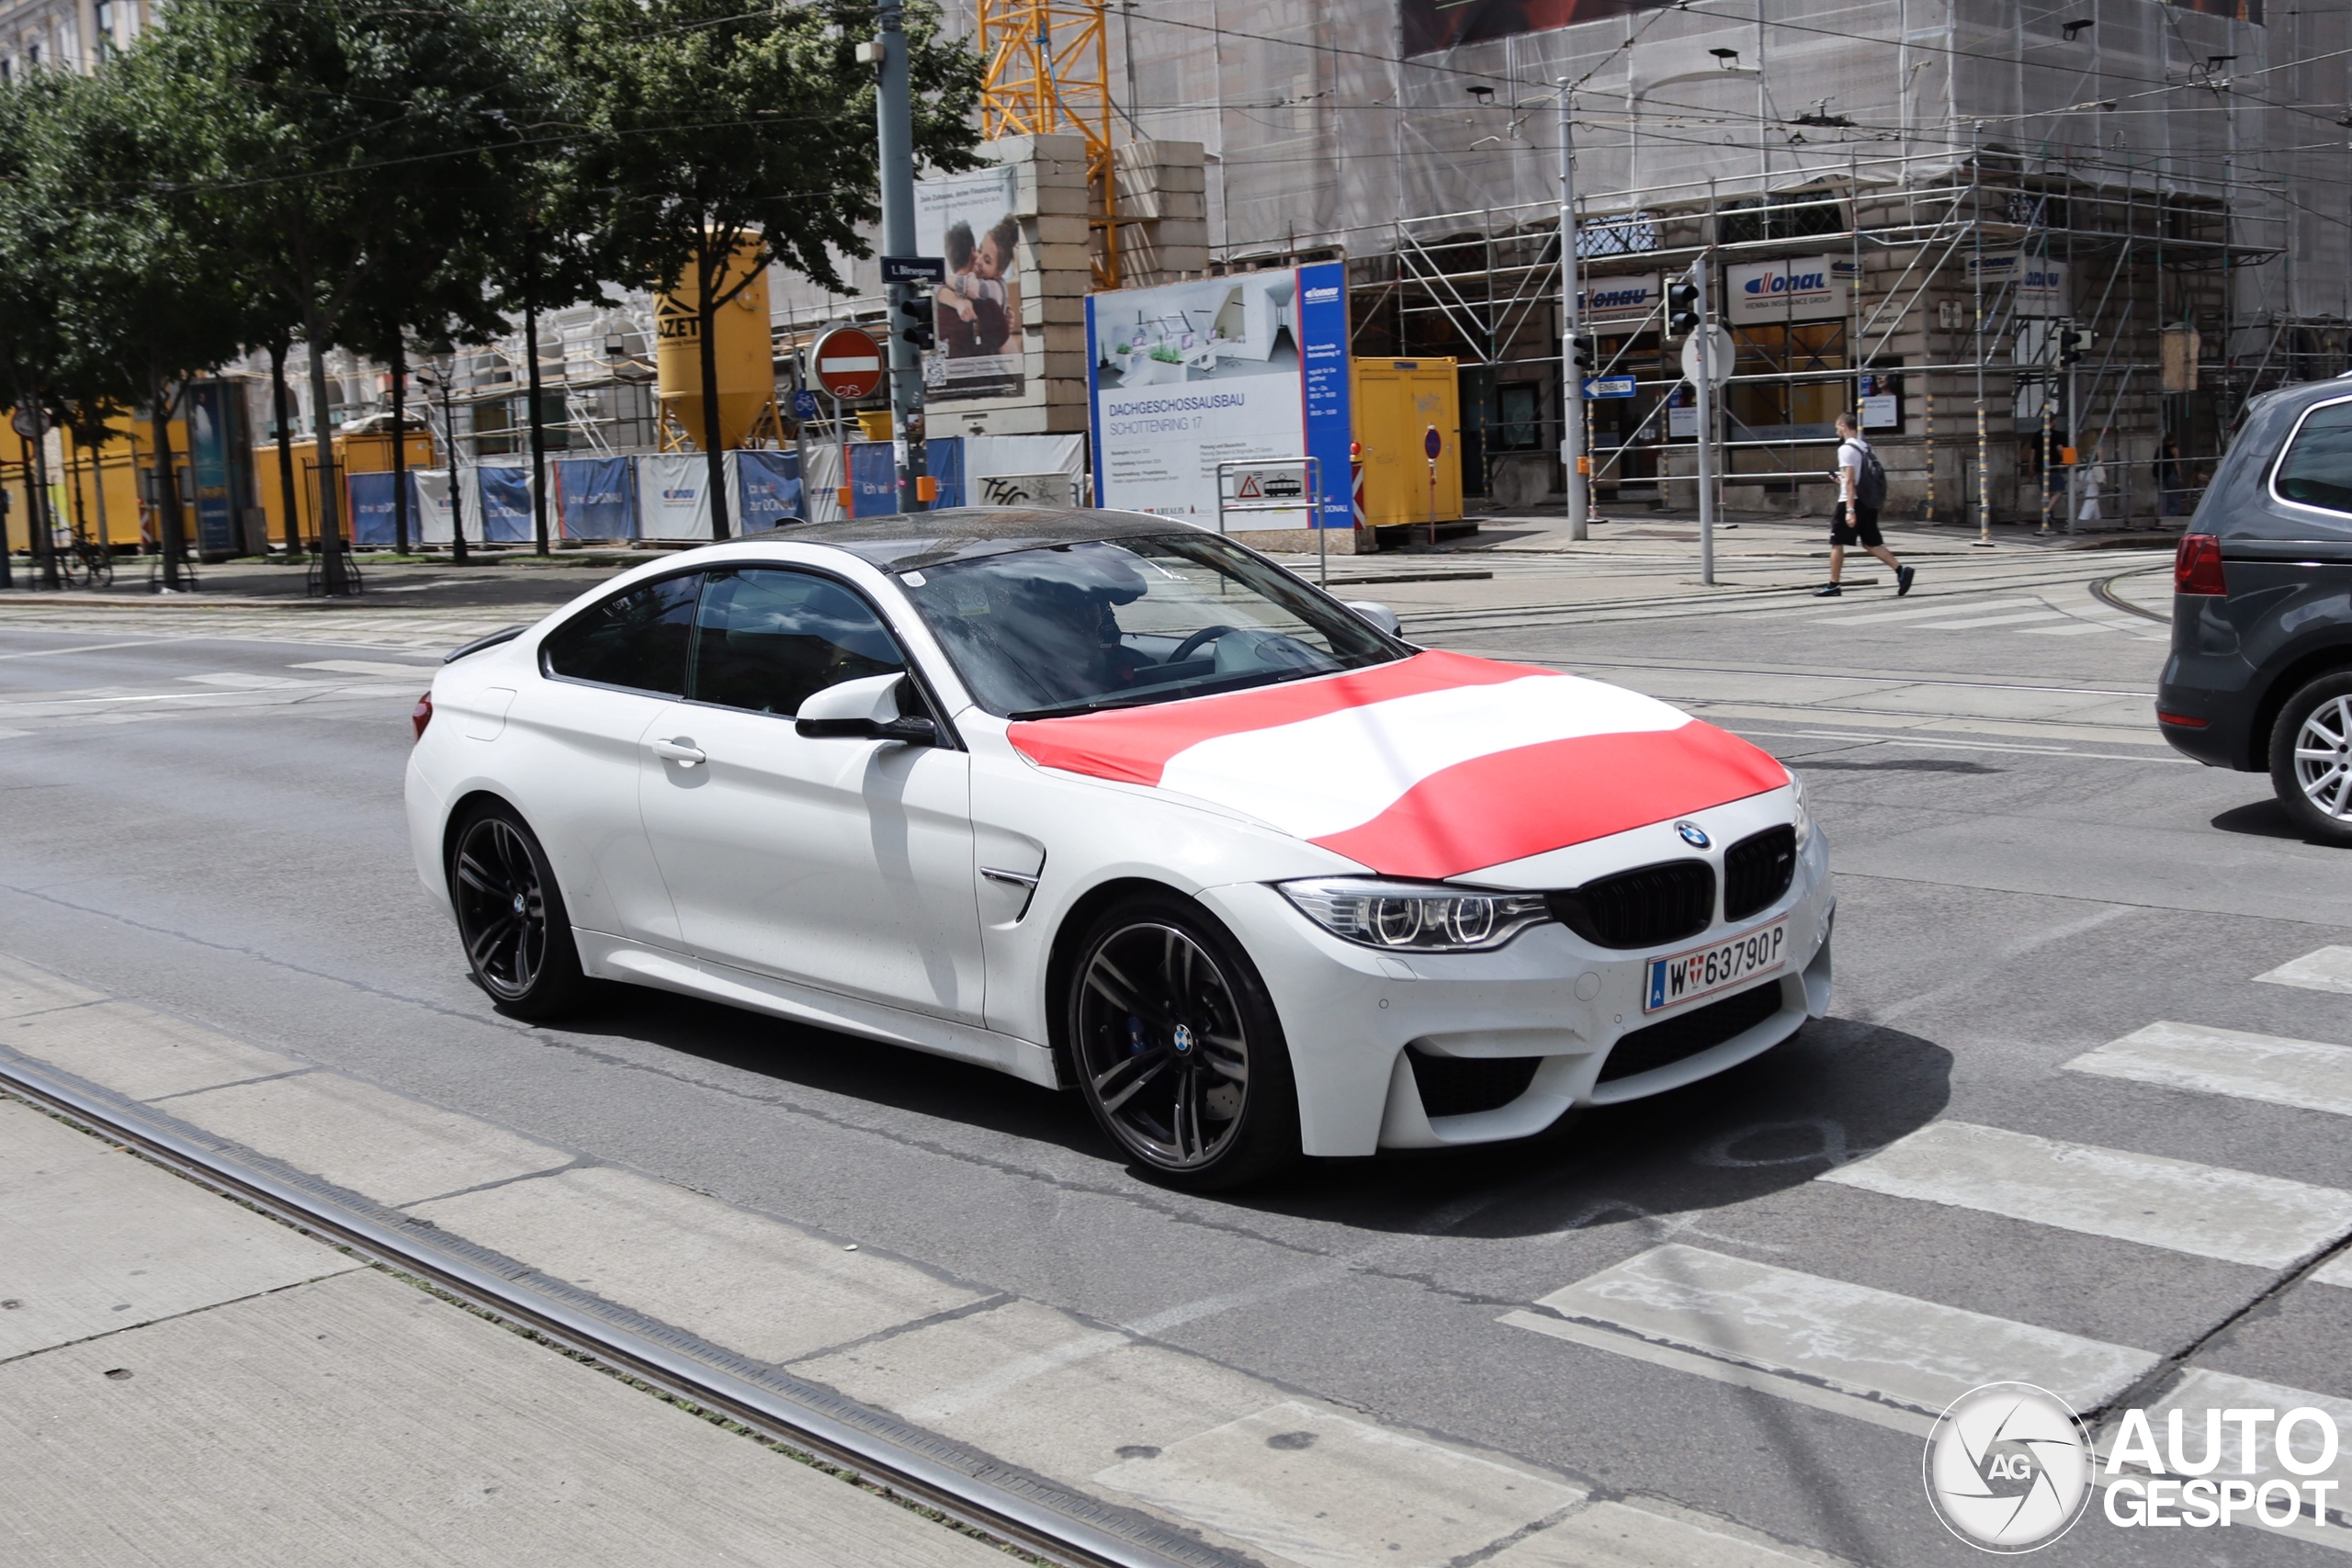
[1006,650,1791,879]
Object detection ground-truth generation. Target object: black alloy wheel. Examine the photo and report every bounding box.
[1069,895,1297,1189]
[449,806,586,1017]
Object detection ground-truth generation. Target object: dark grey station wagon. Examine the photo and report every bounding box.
[2159,377,2352,842]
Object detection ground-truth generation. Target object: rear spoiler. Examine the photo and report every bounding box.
[443,625,527,664]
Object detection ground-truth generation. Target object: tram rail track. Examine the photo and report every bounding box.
[0,1048,1228,1568]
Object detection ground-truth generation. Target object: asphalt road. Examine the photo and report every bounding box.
[0,538,2344,1566]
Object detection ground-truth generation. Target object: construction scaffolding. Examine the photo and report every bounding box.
[1340,144,2310,527]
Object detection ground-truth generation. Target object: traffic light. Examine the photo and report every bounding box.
[1667,275,1702,338]
[2058,322,2092,365]
[892,289,934,353]
[1567,331,1596,372]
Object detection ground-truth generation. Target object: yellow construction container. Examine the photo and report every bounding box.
[250,427,433,549]
[1351,358,1464,529]
[6,409,182,554]
[657,237,776,451]
[855,410,893,443]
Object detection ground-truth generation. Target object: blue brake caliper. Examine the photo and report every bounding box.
[1126,1015,1148,1055]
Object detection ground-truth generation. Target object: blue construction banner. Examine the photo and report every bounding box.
[345,470,417,547]
[477,467,534,543]
[731,449,804,533]
[848,441,899,517]
[1295,259,1354,531]
[554,457,636,539]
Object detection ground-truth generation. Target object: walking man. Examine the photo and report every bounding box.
[1815,411,1914,598]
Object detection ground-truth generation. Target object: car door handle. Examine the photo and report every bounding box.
[650,739,707,767]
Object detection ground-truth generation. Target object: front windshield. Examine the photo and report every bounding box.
[896,532,1404,718]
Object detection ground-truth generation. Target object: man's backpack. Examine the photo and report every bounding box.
[1848,440,1887,510]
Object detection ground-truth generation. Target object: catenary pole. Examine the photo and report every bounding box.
[876,0,927,512]
[1558,80,1587,541]
[1695,248,1716,587]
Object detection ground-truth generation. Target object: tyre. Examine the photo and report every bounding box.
[2270,671,2352,846]
[1066,893,1300,1190]
[447,803,589,1018]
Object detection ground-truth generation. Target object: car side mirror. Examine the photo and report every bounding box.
[1346,601,1402,637]
[795,672,936,745]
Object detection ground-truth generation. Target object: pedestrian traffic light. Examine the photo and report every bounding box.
[2059,323,2092,365]
[1667,275,1702,338]
[1567,331,1596,371]
[892,290,934,354]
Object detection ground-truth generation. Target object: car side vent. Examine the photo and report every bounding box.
[1723,826,1797,923]
[1548,861,1714,950]
[1599,981,1786,1083]
[1408,1047,1542,1118]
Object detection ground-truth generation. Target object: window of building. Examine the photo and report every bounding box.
[1497,384,1543,451]
[1729,322,1848,439]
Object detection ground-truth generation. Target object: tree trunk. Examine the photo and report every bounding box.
[698,250,730,540]
[445,385,469,566]
[390,336,410,556]
[269,341,301,558]
[149,369,187,592]
[24,400,58,591]
[87,424,112,557]
[305,329,349,595]
[526,298,548,556]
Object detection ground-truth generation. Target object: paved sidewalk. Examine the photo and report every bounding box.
[0,953,1847,1568]
[0,1094,1013,1568]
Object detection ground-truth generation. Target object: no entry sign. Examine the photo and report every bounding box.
[811,326,885,400]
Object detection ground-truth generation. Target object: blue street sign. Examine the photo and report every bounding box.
[1583,376,1638,400]
[791,389,821,422]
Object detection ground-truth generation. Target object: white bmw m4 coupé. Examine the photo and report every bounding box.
[407,509,1833,1187]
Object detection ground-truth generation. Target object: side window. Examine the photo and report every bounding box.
[2274,401,2352,514]
[692,569,906,716]
[541,573,701,695]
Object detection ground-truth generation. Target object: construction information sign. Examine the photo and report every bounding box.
[1085,260,1353,528]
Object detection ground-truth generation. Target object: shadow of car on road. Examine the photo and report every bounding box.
[2209,796,2344,847]
[543,977,1951,1235]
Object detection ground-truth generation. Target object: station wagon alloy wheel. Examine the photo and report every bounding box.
[2292,694,2352,820]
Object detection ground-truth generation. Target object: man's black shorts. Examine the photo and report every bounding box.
[1831,502,1883,548]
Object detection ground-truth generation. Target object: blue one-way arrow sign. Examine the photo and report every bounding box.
[1583,376,1638,400]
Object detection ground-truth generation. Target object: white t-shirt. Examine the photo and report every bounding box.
[1836,437,1871,502]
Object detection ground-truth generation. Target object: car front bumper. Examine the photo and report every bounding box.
[1199,826,1834,1157]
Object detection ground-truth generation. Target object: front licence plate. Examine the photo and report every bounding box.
[1645,919,1788,1013]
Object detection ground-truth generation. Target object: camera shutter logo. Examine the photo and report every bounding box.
[1924,1382,2095,1552]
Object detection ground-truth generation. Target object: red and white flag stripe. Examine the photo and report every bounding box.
[1009,650,1788,880]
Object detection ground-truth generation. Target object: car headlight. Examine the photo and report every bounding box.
[1278,877,1553,953]
[1789,771,1814,852]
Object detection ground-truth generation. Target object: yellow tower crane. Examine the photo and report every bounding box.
[978,0,1117,291]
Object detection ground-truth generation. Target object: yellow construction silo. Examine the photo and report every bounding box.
[656,238,775,451]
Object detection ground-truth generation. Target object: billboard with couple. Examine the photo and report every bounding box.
[915,165,1024,404]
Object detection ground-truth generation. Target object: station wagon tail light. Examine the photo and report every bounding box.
[2175,534,2226,596]
[1279,878,1553,953]
[412,692,434,740]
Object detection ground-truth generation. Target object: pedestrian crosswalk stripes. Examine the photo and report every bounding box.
[1818,1120,2352,1269]
[2257,946,2352,996]
[2065,1021,2352,1119]
[1508,1245,2159,1427]
[1505,951,2352,1495]
[1908,609,2072,630]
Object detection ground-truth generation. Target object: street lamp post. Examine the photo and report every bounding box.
[418,344,469,566]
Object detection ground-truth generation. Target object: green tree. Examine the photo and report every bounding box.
[4,63,251,591]
[552,0,980,536]
[144,0,545,592]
